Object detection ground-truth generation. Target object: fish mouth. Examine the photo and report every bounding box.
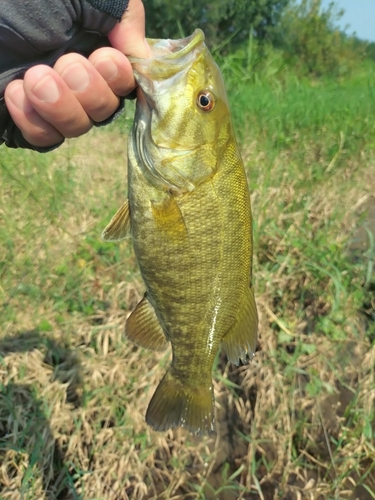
[129,29,206,97]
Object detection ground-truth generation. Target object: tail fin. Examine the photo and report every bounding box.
[145,370,215,435]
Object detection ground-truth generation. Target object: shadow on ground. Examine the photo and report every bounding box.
[0,330,83,499]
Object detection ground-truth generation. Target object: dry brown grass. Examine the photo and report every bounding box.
[0,105,374,500]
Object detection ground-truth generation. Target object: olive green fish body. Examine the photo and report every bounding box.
[103,30,258,434]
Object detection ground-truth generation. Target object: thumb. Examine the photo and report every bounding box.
[108,0,152,58]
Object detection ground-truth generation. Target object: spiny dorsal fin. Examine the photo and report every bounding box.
[102,200,130,241]
[125,294,169,351]
[221,286,258,365]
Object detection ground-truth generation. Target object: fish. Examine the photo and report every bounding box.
[102,29,258,434]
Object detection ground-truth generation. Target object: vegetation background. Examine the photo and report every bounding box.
[0,0,374,498]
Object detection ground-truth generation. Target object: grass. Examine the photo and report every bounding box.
[0,55,375,499]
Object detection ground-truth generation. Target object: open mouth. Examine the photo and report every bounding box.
[145,29,205,59]
[129,29,206,88]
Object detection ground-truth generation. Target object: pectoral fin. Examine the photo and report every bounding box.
[222,286,258,365]
[125,294,169,351]
[102,200,130,241]
[151,195,187,241]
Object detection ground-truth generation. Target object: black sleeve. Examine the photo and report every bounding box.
[0,0,129,151]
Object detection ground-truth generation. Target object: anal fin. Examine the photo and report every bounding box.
[222,286,258,365]
[102,200,130,241]
[125,294,169,351]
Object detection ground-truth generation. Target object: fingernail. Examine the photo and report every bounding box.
[32,75,60,103]
[93,57,119,81]
[7,82,34,113]
[61,63,90,92]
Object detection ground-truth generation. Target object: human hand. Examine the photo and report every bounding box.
[4,0,151,149]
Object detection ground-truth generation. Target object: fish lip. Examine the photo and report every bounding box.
[129,29,205,94]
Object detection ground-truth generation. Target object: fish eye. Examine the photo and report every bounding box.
[197,91,215,111]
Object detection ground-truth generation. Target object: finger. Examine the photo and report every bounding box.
[54,53,121,122]
[89,47,136,96]
[108,0,152,58]
[22,65,92,138]
[4,80,64,147]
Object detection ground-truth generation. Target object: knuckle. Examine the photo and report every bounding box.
[60,115,92,138]
[24,127,61,147]
[86,95,119,122]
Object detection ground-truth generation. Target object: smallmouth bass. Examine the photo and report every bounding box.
[103,29,258,434]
